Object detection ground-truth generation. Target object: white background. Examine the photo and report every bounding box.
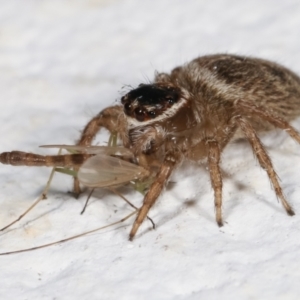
[0,1,300,299]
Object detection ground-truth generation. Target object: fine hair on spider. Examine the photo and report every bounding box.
[1,53,300,243]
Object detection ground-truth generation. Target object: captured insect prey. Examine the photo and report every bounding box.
[1,54,300,241]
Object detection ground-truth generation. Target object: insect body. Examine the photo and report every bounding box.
[1,54,300,240]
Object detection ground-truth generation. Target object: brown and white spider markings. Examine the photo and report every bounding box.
[1,54,300,241]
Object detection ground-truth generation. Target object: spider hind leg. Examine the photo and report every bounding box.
[236,116,295,216]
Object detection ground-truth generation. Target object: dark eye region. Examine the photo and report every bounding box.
[121,84,180,122]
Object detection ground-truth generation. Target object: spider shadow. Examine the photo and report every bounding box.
[221,167,289,221]
[134,198,199,240]
[143,161,290,236]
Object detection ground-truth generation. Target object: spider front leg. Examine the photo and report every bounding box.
[129,153,179,241]
[73,105,127,195]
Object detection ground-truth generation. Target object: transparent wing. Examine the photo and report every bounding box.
[78,154,149,188]
[40,144,133,156]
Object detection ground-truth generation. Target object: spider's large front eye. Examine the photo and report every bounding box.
[134,107,146,121]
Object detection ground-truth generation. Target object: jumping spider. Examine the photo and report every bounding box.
[1,54,300,241]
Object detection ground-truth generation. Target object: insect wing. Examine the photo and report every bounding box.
[78,154,148,188]
[40,144,133,156]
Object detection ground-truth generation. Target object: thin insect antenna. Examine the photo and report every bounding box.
[0,211,137,256]
[0,149,63,231]
[80,188,95,215]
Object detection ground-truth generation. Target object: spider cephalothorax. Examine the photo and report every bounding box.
[121,83,186,125]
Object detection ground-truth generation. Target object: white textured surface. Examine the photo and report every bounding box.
[0,1,300,299]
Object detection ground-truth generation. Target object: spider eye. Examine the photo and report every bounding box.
[148,110,156,118]
[134,107,146,121]
[124,103,132,114]
[166,98,174,104]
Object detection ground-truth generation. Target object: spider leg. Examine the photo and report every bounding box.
[129,154,178,241]
[207,140,223,226]
[236,116,295,216]
[237,101,300,144]
[73,105,126,195]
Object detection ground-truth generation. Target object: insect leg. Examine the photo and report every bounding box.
[207,140,223,226]
[129,155,177,241]
[236,117,295,216]
[109,188,155,229]
[0,150,92,231]
[0,211,137,255]
[237,102,300,144]
[80,188,95,215]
